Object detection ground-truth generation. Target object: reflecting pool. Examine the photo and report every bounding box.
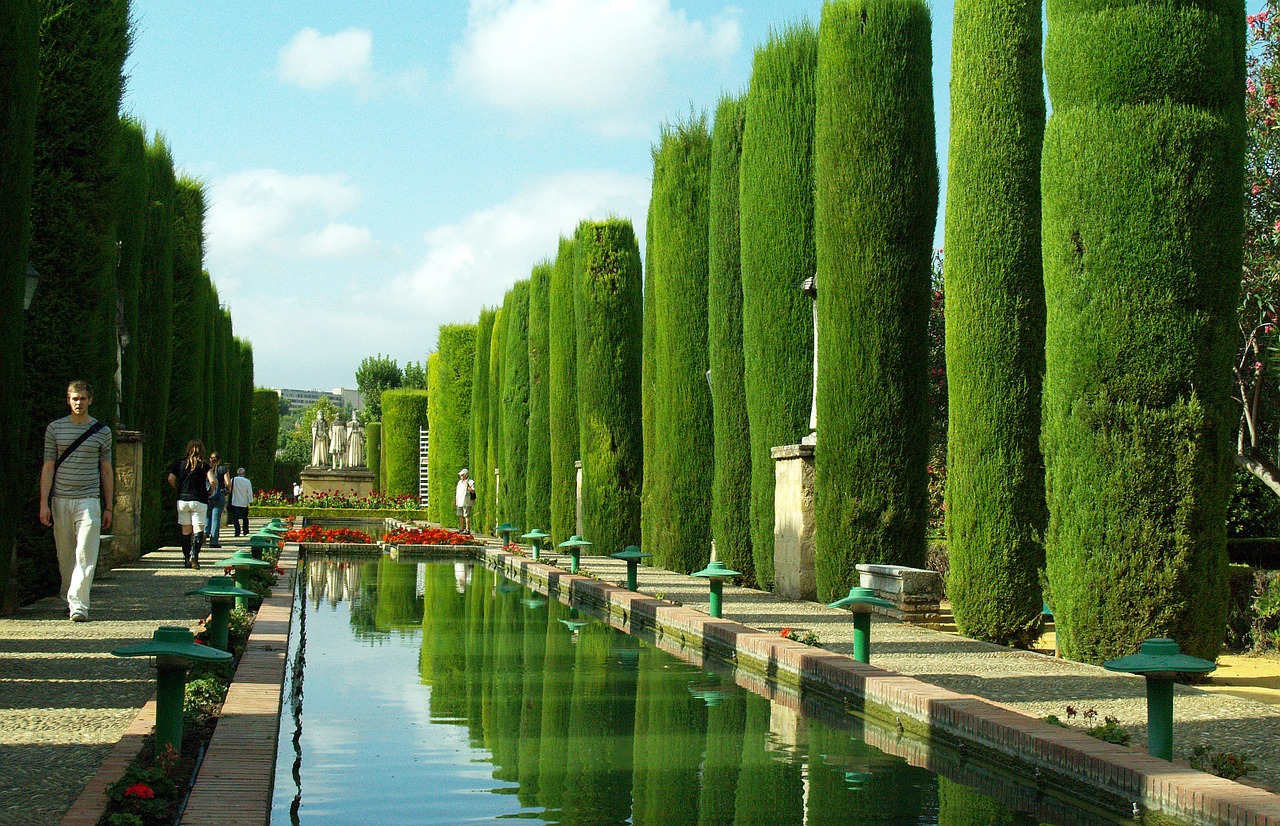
[270,556,1124,824]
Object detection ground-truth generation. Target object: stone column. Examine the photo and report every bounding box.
[772,443,816,600]
[107,430,144,567]
[574,460,584,536]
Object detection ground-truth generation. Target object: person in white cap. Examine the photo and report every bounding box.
[455,468,476,534]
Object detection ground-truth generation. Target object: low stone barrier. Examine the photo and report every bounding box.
[856,563,943,628]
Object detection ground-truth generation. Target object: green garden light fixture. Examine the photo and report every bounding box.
[112,626,232,755]
[691,560,743,619]
[248,533,281,560]
[558,535,592,574]
[496,522,520,548]
[216,549,273,610]
[611,545,651,592]
[1103,638,1215,761]
[521,528,549,561]
[827,586,896,664]
[185,575,255,651]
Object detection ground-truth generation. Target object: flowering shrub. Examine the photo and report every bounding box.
[284,525,373,544]
[779,627,820,646]
[383,527,479,546]
[105,756,179,823]
[256,489,420,509]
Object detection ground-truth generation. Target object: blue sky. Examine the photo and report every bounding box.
[123,0,955,391]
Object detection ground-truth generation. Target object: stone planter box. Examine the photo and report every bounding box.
[856,563,943,628]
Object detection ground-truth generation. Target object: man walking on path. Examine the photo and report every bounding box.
[229,467,253,536]
[38,380,113,622]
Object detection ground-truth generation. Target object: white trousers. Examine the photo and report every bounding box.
[51,497,101,616]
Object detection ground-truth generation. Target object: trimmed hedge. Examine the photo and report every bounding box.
[162,178,208,464]
[499,281,531,527]
[236,340,254,477]
[548,237,580,545]
[1041,0,1242,661]
[427,352,443,519]
[739,25,818,587]
[470,308,496,532]
[0,0,39,605]
[382,388,430,500]
[813,0,937,600]
[526,263,553,532]
[641,203,657,563]
[708,93,754,582]
[366,421,382,493]
[644,117,713,573]
[428,323,476,525]
[943,0,1047,645]
[115,118,148,428]
[486,308,505,532]
[248,389,279,495]
[575,219,644,555]
[272,460,302,494]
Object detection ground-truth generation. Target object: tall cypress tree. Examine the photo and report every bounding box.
[486,308,506,532]
[226,328,242,469]
[163,178,207,467]
[500,281,531,526]
[549,237,580,545]
[137,137,177,551]
[366,421,382,492]
[641,205,657,561]
[943,0,1047,645]
[708,93,754,582]
[814,0,937,600]
[247,388,278,496]
[575,219,644,554]
[526,264,553,532]
[0,0,40,606]
[739,25,818,587]
[427,352,444,520]
[115,118,149,428]
[644,117,714,573]
[382,389,431,500]
[428,323,476,524]
[471,308,496,532]
[236,341,254,476]
[1041,0,1242,661]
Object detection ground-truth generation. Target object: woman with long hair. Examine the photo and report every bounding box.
[167,439,217,568]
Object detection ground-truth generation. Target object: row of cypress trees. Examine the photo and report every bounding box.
[1,1,264,606]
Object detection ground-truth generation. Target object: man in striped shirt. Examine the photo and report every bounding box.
[38,380,114,622]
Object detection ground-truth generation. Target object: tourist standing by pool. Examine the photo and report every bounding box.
[168,440,217,568]
[455,468,475,534]
[229,467,253,537]
[39,380,113,622]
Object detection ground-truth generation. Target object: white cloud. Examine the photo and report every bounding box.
[455,0,741,131]
[277,27,426,98]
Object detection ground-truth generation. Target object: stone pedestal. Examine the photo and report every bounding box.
[772,443,816,600]
[104,430,144,568]
[301,466,376,498]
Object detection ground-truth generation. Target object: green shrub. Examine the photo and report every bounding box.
[382,388,430,500]
[183,675,228,726]
[942,0,1046,646]
[471,308,496,531]
[1041,0,1242,663]
[739,24,818,587]
[236,341,254,476]
[708,93,754,582]
[1228,467,1280,538]
[247,389,279,496]
[549,237,580,545]
[644,116,714,573]
[428,324,476,524]
[500,281,531,526]
[163,179,209,466]
[1189,745,1258,780]
[575,219,644,555]
[526,265,553,531]
[366,421,382,492]
[1085,716,1130,747]
[272,460,302,494]
[486,307,505,532]
[813,0,937,600]
[1254,573,1280,653]
[115,118,149,428]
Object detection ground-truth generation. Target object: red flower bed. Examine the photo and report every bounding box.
[284,526,373,544]
[382,527,479,546]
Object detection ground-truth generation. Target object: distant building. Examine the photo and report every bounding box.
[277,387,364,414]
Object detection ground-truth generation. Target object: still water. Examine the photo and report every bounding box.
[270,556,1110,825]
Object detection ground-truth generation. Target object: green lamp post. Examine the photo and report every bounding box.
[216,549,273,610]
[521,528,549,561]
[185,575,255,651]
[1103,638,1216,761]
[558,535,592,574]
[496,522,520,547]
[112,626,232,755]
[258,523,288,537]
[247,533,280,560]
[611,545,651,592]
[691,560,743,619]
[827,586,896,664]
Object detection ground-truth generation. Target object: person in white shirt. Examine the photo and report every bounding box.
[455,468,476,534]
[229,468,254,537]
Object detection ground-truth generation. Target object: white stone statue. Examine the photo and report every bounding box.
[311,413,330,467]
[346,418,365,468]
[329,415,348,470]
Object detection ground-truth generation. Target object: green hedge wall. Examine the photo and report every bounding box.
[499,281,531,527]
[470,308,496,531]
[739,25,818,587]
[365,421,382,492]
[0,0,39,605]
[427,352,443,519]
[943,0,1047,645]
[236,340,254,477]
[248,389,279,495]
[382,388,430,500]
[486,308,505,532]
[428,323,476,524]
[526,263,553,532]
[115,118,148,429]
[209,304,231,456]
[708,93,754,582]
[644,117,713,573]
[575,219,644,555]
[548,237,580,545]
[226,328,242,470]
[813,0,937,600]
[162,178,208,467]
[1041,0,1242,662]
[641,204,657,563]
[272,460,302,495]
[137,137,177,551]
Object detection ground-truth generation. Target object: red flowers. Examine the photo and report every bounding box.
[284,525,372,544]
[382,527,479,546]
[124,783,155,799]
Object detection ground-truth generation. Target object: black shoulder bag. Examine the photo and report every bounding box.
[47,421,106,517]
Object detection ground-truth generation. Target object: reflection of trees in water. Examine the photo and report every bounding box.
[287,558,308,825]
[805,719,937,824]
[374,557,423,631]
